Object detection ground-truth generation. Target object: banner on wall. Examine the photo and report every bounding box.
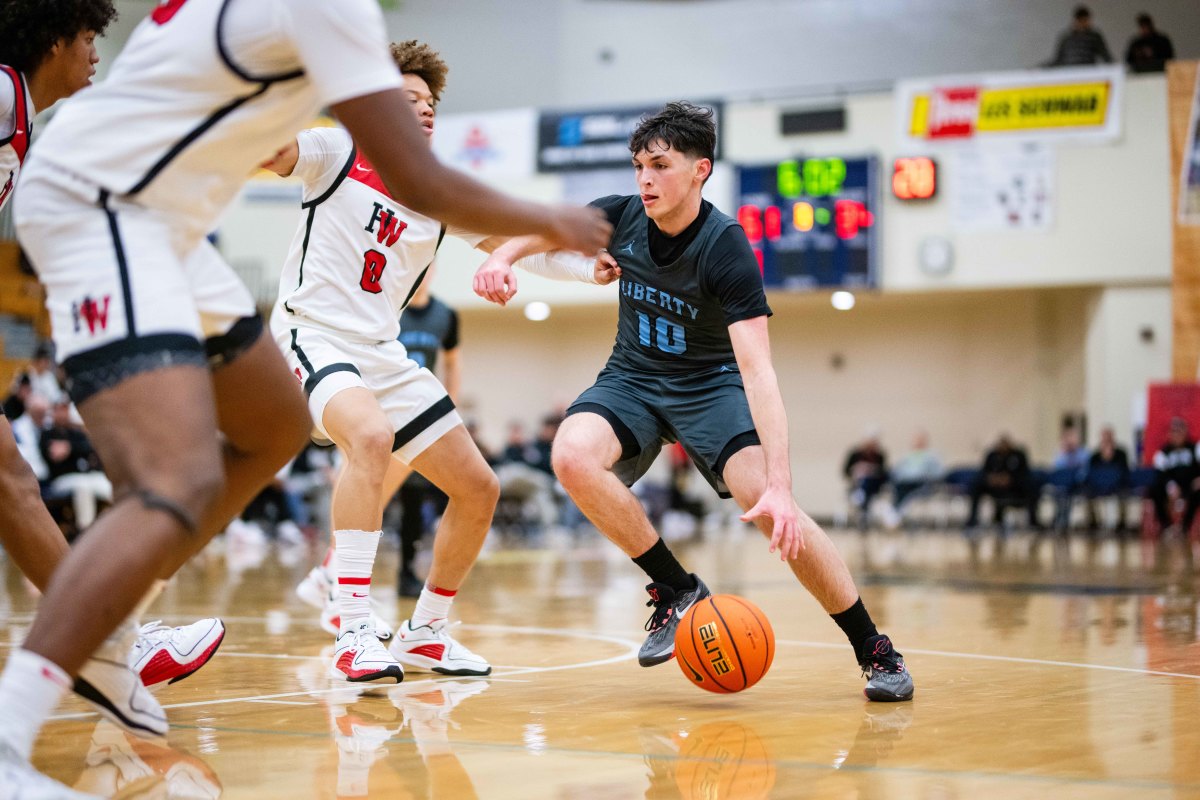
[1179,69,1200,225]
[432,108,537,179]
[537,102,723,173]
[897,66,1123,146]
[951,142,1055,231]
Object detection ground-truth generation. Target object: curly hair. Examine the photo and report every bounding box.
[629,102,716,163]
[0,0,116,74]
[389,40,448,106]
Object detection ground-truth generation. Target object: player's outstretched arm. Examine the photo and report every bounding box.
[475,238,620,306]
[333,90,610,255]
[730,317,803,560]
[259,140,300,177]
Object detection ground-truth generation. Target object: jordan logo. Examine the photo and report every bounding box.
[620,242,635,255]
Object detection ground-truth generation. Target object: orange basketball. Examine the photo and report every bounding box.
[674,594,774,693]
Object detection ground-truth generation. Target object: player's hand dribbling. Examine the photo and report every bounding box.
[740,486,804,561]
[594,250,621,285]
[546,205,611,256]
[474,256,518,306]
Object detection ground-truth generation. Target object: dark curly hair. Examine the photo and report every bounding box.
[389,40,448,106]
[0,0,117,74]
[629,102,716,163]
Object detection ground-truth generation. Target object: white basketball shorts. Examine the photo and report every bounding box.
[14,163,256,403]
[270,318,460,464]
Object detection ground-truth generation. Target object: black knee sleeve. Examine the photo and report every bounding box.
[128,488,199,534]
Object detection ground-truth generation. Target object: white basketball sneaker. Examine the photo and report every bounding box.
[388,620,491,676]
[320,594,393,642]
[0,741,101,800]
[330,621,405,684]
[75,620,167,739]
[129,619,225,687]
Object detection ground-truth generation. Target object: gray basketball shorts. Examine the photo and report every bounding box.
[567,362,760,498]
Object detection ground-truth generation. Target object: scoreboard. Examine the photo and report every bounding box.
[736,157,878,290]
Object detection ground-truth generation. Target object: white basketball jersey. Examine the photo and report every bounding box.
[275,127,483,343]
[0,65,32,212]
[21,0,401,238]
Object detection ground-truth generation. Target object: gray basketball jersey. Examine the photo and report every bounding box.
[399,297,457,372]
[606,198,744,374]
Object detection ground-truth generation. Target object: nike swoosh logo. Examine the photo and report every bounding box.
[355,165,373,174]
[351,592,367,598]
[681,658,704,683]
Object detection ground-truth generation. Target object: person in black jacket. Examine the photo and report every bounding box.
[1149,417,1200,534]
[965,434,1042,531]
[1126,13,1174,73]
[1085,426,1130,534]
[1045,5,1113,67]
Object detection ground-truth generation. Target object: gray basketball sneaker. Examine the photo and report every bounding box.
[638,576,711,667]
[859,634,915,702]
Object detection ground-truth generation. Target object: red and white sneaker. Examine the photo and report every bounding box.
[320,596,393,642]
[129,619,225,687]
[388,620,491,677]
[330,622,405,684]
[75,620,167,740]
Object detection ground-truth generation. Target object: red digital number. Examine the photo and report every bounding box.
[737,205,763,244]
[360,250,387,294]
[764,206,782,241]
[151,0,190,24]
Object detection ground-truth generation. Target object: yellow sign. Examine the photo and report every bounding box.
[976,82,1110,131]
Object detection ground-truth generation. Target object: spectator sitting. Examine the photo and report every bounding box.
[39,400,111,535]
[494,416,561,535]
[1085,426,1130,534]
[1045,5,1113,66]
[1148,417,1200,536]
[9,393,50,483]
[1050,427,1090,533]
[843,431,888,531]
[23,343,64,405]
[2,374,33,421]
[890,429,943,517]
[1125,13,1174,73]
[965,434,1043,532]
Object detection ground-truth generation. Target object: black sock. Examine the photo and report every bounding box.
[632,539,695,593]
[831,597,878,659]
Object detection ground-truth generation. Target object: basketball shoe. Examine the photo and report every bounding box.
[638,576,710,667]
[389,620,491,676]
[75,621,168,739]
[331,621,405,684]
[74,720,223,800]
[1,740,101,800]
[320,599,394,642]
[129,619,225,687]
[859,634,915,702]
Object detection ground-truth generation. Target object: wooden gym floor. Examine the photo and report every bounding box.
[3,525,1199,799]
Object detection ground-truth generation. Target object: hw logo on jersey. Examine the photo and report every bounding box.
[364,202,408,247]
[71,295,112,336]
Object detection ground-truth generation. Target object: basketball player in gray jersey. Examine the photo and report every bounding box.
[475,102,914,702]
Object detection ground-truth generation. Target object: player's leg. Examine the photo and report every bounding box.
[0,417,70,591]
[389,425,496,676]
[320,386,405,683]
[722,445,914,702]
[552,392,708,668]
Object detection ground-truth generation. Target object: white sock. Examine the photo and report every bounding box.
[334,529,381,633]
[411,584,456,629]
[0,649,71,760]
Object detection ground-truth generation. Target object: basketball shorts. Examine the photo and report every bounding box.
[13,163,256,404]
[567,362,760,498]
[271,320,460,464]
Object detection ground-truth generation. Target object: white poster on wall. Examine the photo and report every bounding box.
[952,142,1055,231]
[432,108,537,179]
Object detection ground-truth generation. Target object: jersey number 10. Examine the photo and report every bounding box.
[637,312,687,355]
